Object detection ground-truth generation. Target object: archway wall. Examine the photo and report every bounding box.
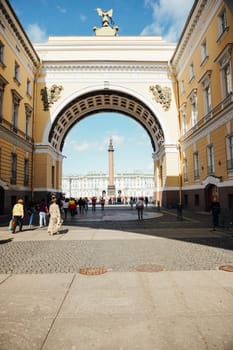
[33,36,180,204]
[43,83,179,149]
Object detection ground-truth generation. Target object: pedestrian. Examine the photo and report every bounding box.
[47,195,62,235]
[68,198,76,217]
[78,197,84,214]
[129,196,134,209]
[38,198,48,227]
[136,197,144,221]
[12,198,24,233]
[27,201,35,228]
[210,196,221,231]
[61,198,69,221]
[100,197,105,210]
[84,197,89,212]
[92,196,97,212]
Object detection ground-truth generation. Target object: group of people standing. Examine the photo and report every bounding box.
[11,195,62,235]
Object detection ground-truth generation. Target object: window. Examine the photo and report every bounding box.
[180,80,185,95]
[24,159,29,185]
[204,85,212,113]
[189,89,198,127]
[14,62,20,83]
[191,101,197,126]
[207,145,214,174]
[181,104,187,134]
[52,166,55,188]
[11,153,17,184]
[223,63,232,97]
[199,71,212,114]
[11,89,22,131]
[0,75,8,119]
[201,40,208,64]
[215,44,233,99]
[26,79,31,96]
[25,104,32,138]
[189,63,194,81]
[0,41,4,65]
[184,159,188,182]
[218,8,227,37]
[194,152,199,179]
[227,135,233,170]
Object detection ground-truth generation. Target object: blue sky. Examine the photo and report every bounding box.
[9,0,194,175]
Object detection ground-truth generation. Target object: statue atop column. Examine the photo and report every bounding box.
[93,8,119,36]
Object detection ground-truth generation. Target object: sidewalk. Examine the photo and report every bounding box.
[0,208,233,349]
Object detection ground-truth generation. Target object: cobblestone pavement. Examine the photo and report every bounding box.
[0,208,233,274]
[1,236,233,274]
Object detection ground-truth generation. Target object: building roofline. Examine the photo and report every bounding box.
[1,0,41,66]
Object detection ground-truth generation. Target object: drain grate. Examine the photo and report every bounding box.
[219,265,233,272]
[79,266,108,275]
[134,264,164,272]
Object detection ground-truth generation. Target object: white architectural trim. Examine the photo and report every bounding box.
[34,144,64,161]
[42,83,171,144]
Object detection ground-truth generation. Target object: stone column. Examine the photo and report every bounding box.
[107,138,116,196]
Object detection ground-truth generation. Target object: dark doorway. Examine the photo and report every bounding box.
[205,184,218,211]
[0,187,4,214]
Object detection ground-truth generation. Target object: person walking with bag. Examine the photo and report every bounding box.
[12,198,24,233]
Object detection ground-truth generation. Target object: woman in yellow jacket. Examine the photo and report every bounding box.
[12,198,24,233]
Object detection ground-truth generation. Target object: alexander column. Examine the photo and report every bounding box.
[107,138,116,197]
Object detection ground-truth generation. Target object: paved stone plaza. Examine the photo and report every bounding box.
[1,207,233,349]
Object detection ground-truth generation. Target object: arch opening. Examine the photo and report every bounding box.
[48,90,165,153]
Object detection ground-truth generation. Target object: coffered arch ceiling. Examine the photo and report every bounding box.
[49,90,165,153]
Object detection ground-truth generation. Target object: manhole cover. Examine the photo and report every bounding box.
[134,264,164,272]
[79,266,108,275]
[219,265,233,272]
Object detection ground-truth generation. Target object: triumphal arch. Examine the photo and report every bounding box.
[33,9,179,206]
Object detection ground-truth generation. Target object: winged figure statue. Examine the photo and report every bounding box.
[96,8,113,27]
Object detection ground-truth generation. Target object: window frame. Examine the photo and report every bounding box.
[11,153,17,184]
[207,144,215,175]
[193,152,200,180]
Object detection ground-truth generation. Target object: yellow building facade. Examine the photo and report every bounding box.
[171,0,233,210]
[0,0,233,214]
[0,0,40,213]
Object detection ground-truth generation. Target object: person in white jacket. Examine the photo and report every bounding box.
[12,198,24,233]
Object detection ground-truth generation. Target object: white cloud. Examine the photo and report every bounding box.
[68,140,96,152]
[142,0,194,42]
[80,14,87,22]
[26,23,47,43]
[65,134,124,154]
[57,5,67,14]
[104,134,124,147]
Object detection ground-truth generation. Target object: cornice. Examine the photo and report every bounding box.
[34,143,64,161]
[0,126,33,152]
[40,62,169,73]
[0,0,40,68]
[181,101,233,149]
[171,0,212,69]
